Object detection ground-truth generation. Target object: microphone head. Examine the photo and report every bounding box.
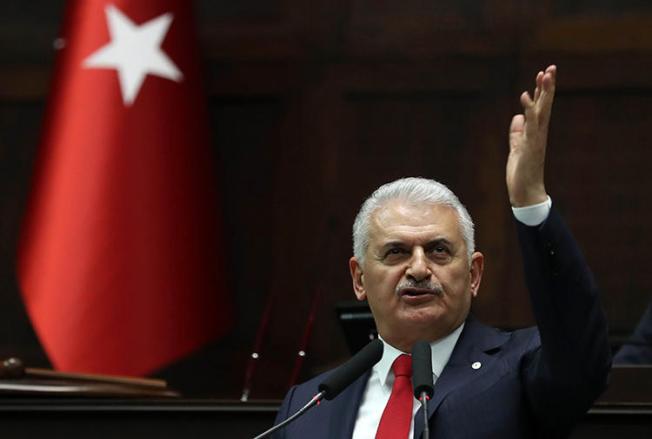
[411,340,434,399]
[318,338,383,400]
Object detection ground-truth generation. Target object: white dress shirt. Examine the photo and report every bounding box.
[351,198,552,438]
[351,325,464,439]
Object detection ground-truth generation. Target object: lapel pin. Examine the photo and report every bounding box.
[471,361,481,370]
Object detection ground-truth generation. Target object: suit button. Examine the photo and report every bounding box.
[545,242,559,276]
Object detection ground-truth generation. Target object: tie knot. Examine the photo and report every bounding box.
[392,354,412,377]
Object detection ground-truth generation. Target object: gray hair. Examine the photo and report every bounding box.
[352,177,475,263]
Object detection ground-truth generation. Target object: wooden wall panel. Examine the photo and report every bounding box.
[335,90,520,322]
[0,101,47,364]
[551,0,652,17]
[546,91,652,333]
[345,0,521,56]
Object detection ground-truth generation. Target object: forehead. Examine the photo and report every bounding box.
[368,199,463,244]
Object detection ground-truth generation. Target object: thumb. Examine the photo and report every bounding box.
[509,114,525,151]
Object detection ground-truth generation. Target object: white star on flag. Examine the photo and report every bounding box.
[83,4,183,106]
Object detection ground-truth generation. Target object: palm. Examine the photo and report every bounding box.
[507,65,556,207]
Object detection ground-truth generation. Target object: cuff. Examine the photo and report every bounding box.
[512,196,552,226]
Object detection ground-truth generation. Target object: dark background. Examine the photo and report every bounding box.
[2,0,652,399]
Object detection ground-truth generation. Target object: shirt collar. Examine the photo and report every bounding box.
[374,322,465,388]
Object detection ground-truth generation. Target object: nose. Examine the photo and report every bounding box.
[406,248,431,282]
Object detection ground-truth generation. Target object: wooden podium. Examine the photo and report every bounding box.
[0,362,650,438]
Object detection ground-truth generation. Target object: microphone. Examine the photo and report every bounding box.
[412,341,434,439]
[252,338,383,439]
[318,338,383,399]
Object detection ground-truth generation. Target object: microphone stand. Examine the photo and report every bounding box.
[411,340,433,439]
[418,392,429,439]
[251,339,383,439]
[252,391,325,439]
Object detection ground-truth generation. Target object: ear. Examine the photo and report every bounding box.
[469,251,484,298]
[349,257,367,301]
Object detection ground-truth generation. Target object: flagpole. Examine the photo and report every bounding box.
[287,287,322,389]
[240,291,276,401]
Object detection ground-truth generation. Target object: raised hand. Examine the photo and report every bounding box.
[507,65,556,207]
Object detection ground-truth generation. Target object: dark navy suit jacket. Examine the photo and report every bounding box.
[272,208,611,438]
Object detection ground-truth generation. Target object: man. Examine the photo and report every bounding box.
[614,301,652,364]
[273,66,611,438]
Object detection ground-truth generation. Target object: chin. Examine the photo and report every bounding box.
[400,309,443,328]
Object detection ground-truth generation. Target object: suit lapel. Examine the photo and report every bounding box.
[327,370,370,438]
[413,317,510,439]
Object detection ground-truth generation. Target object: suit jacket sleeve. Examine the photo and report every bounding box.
[516,206,612,435]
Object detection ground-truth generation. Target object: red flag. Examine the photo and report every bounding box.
[17,0,232,376]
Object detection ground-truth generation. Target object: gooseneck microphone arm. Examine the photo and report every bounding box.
[251,339,384,439]
[317,338,383,400]
[412,341,434,439]
[418,392,429,439]
[252,391,326,439]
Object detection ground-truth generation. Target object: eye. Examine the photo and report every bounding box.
[383,246,407,261]
[428,244,452,262]
[431,244,448,253]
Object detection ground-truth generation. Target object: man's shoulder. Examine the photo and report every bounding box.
[459,316,542,363]
[275,363,370,438]
[281,366,343,405]
[292,368,333,393]
[464,316,540,344]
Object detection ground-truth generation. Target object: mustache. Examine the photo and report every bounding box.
[395,279,444,296]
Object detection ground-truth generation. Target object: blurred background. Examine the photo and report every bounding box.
[1,0,652,399]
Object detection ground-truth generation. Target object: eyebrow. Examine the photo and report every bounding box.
[424,238,454,250]
[379,238,454,252]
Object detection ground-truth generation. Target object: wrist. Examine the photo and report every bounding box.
[509,186,547,207]
[509,191,548,207]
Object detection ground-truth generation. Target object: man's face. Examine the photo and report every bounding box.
[349,199,483,350]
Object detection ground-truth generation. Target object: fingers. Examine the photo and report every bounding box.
[520,65,557,120]
[534,71,543,101]
[520,91,536,127]
[540,65,556,94]
[538,65,556,122]
[520,91,534,109]
[512,65,556,151]
[532,66,556,101]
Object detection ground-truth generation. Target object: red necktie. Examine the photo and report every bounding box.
[376,354,413,438]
